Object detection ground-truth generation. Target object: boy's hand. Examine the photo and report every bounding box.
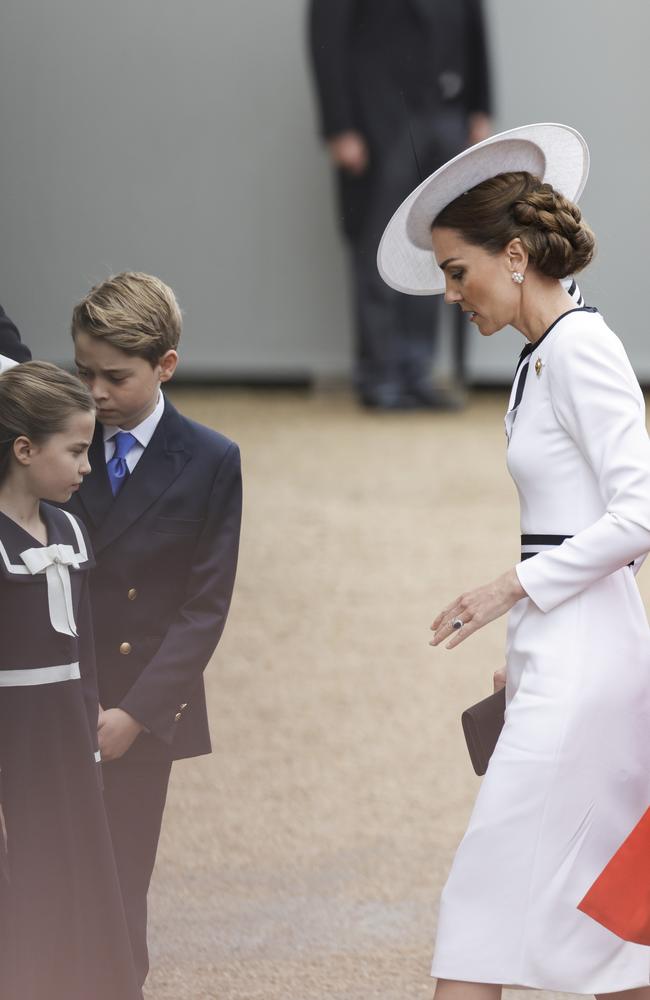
[98,708,145,761]
[493,666,507,693]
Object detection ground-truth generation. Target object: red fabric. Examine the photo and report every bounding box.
[578,807,650,945]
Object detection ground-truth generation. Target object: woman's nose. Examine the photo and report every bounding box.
[444,285,462,305]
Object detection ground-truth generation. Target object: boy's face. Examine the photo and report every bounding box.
[73,331,177,430]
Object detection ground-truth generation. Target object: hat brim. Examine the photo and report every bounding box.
[377,123,590,295]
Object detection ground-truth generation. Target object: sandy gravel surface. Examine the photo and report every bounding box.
[144,388,648,1000]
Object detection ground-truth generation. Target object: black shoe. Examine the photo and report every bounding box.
[406,383,467,411]
[359,387,419,410]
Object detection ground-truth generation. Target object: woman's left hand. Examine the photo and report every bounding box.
[430,569,526,649]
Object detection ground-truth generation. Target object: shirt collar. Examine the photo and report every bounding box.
[102,391,165,448]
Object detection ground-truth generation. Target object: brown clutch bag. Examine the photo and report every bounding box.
[461,687,506,776]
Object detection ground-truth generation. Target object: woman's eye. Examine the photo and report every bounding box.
[451,270,465,281]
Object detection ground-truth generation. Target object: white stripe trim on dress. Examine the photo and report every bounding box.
[0,661,81,687]
[60,509,88,561]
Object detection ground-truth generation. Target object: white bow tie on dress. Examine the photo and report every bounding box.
[20,543,80,636]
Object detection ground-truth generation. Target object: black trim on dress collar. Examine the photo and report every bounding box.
[517,306,598,366]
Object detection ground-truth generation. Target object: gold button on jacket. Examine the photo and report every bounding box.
[127,588,137,601]
[174,712,182,722]
[119,642,132,655]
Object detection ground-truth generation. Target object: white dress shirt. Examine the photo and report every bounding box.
[103,392,165,471]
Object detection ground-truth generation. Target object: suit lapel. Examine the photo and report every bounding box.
[75,423,114,529]
[90,399,191,554]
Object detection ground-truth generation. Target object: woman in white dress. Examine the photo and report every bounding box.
[377,124,650,998]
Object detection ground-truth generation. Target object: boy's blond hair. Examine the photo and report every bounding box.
[71,272,182,364]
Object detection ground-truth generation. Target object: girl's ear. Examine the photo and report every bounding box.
[13,435,34,467]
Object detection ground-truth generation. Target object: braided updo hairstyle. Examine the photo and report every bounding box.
[433,171,595,279]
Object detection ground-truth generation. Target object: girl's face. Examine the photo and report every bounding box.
[18,410,95,503]
[431,227,523,337]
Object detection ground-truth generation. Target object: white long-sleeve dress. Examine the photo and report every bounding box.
[431,306,650,993]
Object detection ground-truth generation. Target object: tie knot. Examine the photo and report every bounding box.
[112,431,137,460]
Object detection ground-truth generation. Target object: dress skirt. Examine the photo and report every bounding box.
[431,566,650,993]
[0,680,141,1000]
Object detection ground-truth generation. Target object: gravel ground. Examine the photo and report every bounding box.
[144,387,648,1000]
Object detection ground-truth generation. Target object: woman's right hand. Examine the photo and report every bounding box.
[493,666,507,693]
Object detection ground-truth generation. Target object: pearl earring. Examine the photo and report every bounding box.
[512,271,525,285]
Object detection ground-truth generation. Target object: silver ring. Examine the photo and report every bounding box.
[451,617,464,630]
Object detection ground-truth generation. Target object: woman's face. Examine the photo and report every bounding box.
[431,227,522,337]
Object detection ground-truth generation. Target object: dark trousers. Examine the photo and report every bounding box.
[348,108,467,399]
[351,243,440,398]
[102,759,172,992]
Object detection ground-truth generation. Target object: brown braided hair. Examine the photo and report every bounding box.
[433,171,595,279]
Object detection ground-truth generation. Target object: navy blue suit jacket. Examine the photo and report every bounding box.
[63,396,242,762]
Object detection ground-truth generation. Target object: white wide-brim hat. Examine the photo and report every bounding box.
[377,123,589,296]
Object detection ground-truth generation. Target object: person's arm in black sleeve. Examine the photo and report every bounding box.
[465,0,492,117]
[308,0,358,138]
[0,304,31,362]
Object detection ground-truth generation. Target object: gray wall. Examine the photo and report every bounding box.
[0,1,648,381]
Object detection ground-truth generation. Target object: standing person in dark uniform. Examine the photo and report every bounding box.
[0,303,31,362]
[308,0,492,409]
[0,361,140,1000]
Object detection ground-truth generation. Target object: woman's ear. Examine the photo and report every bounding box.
[505,237,529,275]
[12,435,34,467]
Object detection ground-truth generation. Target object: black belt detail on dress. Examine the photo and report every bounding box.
[520,534,635,568]
[520,533,573,560]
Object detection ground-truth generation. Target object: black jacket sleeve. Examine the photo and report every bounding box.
[465,0,492,116]
[308,0,358,138]
[0,305,31,363]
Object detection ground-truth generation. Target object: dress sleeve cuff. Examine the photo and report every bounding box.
[515,559,551,613]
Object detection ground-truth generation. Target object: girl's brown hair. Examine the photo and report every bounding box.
[433,171,595,279]
[0,361,95,483]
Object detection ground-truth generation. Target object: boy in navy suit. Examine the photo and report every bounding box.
[63,272,242,991]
